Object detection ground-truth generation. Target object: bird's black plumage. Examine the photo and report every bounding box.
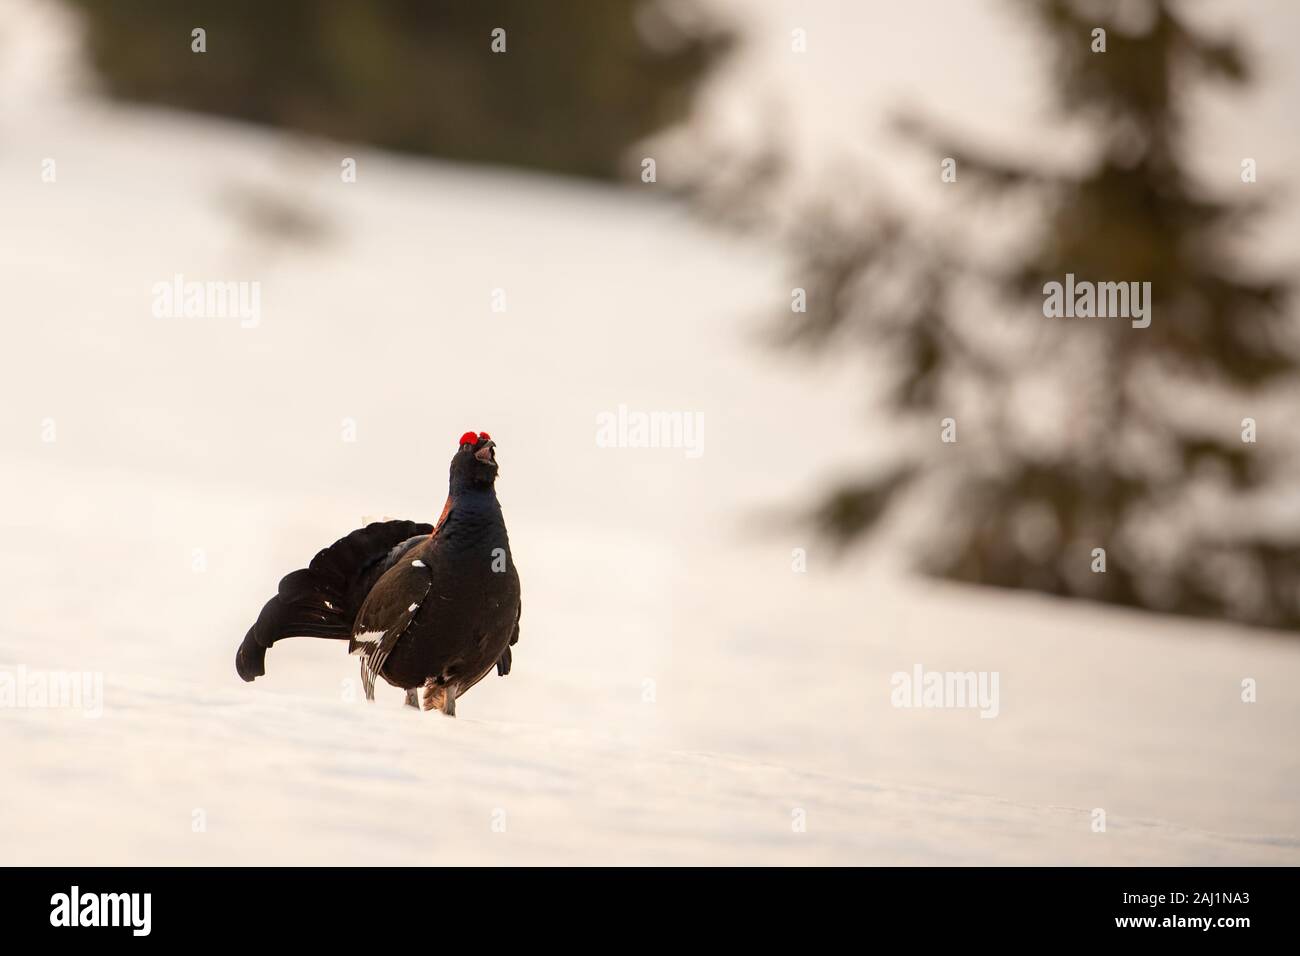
[236,433,521,715]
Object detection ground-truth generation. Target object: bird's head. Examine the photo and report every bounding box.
[450,430,498,490]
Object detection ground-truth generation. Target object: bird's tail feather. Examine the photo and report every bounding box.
[236,519,433,682]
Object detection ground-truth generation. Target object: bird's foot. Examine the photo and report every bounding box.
[420,679,457,717]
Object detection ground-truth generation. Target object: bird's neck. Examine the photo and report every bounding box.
[441,485,501,525]
[434,487,506,551]
[447,481,497,504]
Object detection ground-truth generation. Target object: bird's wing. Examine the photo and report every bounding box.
[349,557,434,699]
[496,600,521,676]
[235,519,434,681]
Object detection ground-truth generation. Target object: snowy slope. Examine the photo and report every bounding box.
[2,673,1294,866]
[1,1,1298,865]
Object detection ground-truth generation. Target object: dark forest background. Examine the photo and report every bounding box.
[66,0,731,180]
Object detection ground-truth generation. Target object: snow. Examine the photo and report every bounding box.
[3,673,1294,866]
[1,0,1298,865]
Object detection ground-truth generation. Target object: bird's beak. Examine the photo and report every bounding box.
[474,440,497,464]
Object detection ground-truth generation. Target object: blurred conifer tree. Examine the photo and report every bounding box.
[693,0,1299,628]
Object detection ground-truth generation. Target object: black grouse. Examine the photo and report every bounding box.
[235,431,521,715]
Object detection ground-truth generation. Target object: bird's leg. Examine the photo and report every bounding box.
[420,677,452,716]
[403,688,421,710]
[421,678,458,717]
